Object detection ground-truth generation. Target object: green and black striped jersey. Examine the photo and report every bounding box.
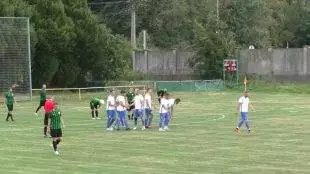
[50,108,62,129]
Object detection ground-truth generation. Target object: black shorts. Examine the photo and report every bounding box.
[51,129,62,138]
[90,103,99,110]
[44,112,51,126]
[7,104,13,111]
[127,102,134,111]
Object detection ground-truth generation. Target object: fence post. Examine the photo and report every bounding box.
[303,46,308,76]
[132,50,136,71]
[78,88,81,100]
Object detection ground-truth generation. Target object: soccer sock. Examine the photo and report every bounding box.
[35,106,41,113]
[91,111,95,118]
[10,114,13,121]
[164,116,169,127]
[95,110,98,117]
[159,115,164,128]
[53,141,57,151]
[44,127,47,135]
[134,117,138,126]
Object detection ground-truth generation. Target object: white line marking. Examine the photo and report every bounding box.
[213,114,225,120]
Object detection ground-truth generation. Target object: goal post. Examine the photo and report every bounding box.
[0,17,32,100]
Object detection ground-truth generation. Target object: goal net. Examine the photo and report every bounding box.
[0,17,32,100]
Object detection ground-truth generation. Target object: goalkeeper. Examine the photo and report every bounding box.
[90,97,105,120]
[126,88,135,120]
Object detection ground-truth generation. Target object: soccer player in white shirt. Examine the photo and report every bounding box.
[234,91,255,134]
[116,90,130,130]
[131,89,145,130]
[159,93,171,131]
[106,89,116,131]
[144,88,153,128]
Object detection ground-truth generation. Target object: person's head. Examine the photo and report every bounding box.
[42,84,47,89]
[8,87,12,92]
[244,91,248,97]
[163,93,169,99]
[54,102,59,108]
[129,87,134,92]
[134,88,139,95]
[99,99,105,105]
[109,89,116,95]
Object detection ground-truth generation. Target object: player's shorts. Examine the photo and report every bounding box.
[7,104,13,111]
[39,100,46,107]
[160,112,169,120]
[117,111,126,118]
[44,112,51,126]
[144,108,152,116]
[134,109,143,118]
[90,103,99,110]
[107,110,116,119]
[127,102,134,111]
[51,129,62,138]
[240,112,248,121]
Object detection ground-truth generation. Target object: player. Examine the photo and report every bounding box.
[158,93,171,131]
[126,88,135,120]
[168,97,181,119]
[35,84,47,116]
[116,90,130,130]
[144,88,153,128]
[131,89,145,130]
[47,103,65,155]
[157,88,168,103]
[4,86,16,122]
[106,89,116,131]
[43,97,55,137]
[89,97,105,120]
[234,91,255,134]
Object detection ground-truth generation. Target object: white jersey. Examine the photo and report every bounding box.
[106,95,116,110]
[159,98,170,113]
[116,95,126,111]
[144,93,152,109]
[238,96,249,112]
[168,99,175,106]
[134,94,144,110]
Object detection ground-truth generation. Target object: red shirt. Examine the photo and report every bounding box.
[44,98,55,113]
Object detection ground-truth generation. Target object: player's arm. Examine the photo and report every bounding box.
[60,114,65,128]
[47,117,51,133]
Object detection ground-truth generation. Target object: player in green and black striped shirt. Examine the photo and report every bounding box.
[5,86,16,122]
[47,103,64,155]
[35,84,47,116]
[90,97,105,119]
[126,88,135,120]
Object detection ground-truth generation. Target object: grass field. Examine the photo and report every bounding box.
[1,91,310,174]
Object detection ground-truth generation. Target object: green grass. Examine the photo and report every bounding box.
[1,91,310,174]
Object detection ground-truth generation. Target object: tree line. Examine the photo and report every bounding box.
[1,0,310,87]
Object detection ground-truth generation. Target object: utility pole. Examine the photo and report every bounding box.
[216,0,219,27]
[131,0,136,49]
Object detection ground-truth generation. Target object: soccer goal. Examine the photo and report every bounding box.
[0,17,32,100]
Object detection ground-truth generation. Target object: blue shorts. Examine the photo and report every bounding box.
[107,110,116,119]
[240,112,248,121]
[134,109,143,118]
[160,113,169,120]
[144,108,152,115]
[117,111,126,118]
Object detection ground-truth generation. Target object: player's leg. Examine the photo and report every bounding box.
[116,111,122,130]
[144,109,149,128]
[244,113,250,133]
[107,110,116,130]
[158,113,165,131]
[133,109,138,130]
[44,112,49,137]
[140,110,145,130]
[95,105,100,119]
[121,111,130,130]
[235,112,245,134]
[35,101,43,114]
[90,103,95,119]
[163,113,170,130]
